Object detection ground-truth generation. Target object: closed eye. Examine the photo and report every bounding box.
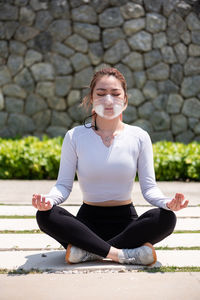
[96,93,121,97]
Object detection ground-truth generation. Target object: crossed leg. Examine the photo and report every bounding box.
[36,205,176,259]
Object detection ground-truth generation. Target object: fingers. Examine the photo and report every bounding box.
[32,194,38,208]
[38,195,43,210]
[167,193,189,211]
[45,201,52,210]
[175,193,184,201]
[174,193,184,210]
[32,194,52,211]
[175,193,184,207]
[32,194,40,209]
[41,197,51,210]
[180,199,189,209]
[167,198,178,210]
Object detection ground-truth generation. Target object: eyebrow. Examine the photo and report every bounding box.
[96,88,121,91]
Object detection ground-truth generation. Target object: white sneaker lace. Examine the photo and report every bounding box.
[124,257,136,264]
[119,248,144,265]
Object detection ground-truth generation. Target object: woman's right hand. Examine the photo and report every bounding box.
[32,194,53,211]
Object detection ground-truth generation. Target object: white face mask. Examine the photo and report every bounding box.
[93,95,125,120]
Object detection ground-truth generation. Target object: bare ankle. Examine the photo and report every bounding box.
[106,246,120,262]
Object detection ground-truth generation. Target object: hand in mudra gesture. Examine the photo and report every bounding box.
[166,193,189,211]
[32,194,52,211]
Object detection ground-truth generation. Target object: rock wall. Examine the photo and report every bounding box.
[0,0,200,143]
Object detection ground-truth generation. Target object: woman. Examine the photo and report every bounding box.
[32,67,189,266]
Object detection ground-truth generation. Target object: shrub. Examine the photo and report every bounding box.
[0,137,199,181]
[153,142,186,181]
[153,141,200,181]
[0,136,62,179]
[184,142,200,180]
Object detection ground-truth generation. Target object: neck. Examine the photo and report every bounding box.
[94,115,123,133]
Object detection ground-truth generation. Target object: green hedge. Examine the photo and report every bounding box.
[0,136,62,179]
[153,141,200,181]
[0,137,200,181]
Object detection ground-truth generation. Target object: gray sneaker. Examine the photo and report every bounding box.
[65,244,103,264]
[118,243,157,266]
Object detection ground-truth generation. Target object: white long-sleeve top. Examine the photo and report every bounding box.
[45,124,171,210]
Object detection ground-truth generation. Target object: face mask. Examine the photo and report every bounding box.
[93,95,125,120]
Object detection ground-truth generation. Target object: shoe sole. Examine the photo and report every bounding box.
[65,244,72,264]
[143,242,157,266]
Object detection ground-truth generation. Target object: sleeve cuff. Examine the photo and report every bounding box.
[162,199,172,210]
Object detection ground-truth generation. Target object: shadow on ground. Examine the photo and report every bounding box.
[14,250,162,274]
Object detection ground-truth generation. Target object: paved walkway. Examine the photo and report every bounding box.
[2,273,200,300]
[0,180,200,300]
[1,180,199,205]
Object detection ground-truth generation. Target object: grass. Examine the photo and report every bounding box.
[0,247,63,251]
[1,246,199,251]
[0,268,48,275]
[0,230,41,234]
[155,246,200,250]
[0,204,32,206]
[176,217,200,219]
[1,229,200,234]
[0,216,35,219]
[0,266,200,275]
[1,215,199,219]
[0,203,80,207]
[138,266,200,273]
[174,230,200,234]
[1,203,200,207]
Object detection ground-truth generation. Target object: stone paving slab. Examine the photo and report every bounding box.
[0,250,199,270]
[0,219,38,230]
[1,217,199,231]
[0,205,199,217]
[175,207,200,218]
[155,233,200,247]
[175,218,200,230]
[0,206,78,216]
[1,233,200,250]
[1,180,199,206]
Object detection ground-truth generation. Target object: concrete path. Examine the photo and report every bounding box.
[0,180,199,271]
[0,208,199,270]
[0,205,199,217]
[1,233,200,249]
[1,273,200,300]
[1,180,199,206]
[0,250,200,270]
[0,180,200,300]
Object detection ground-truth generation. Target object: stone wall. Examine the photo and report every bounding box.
[0,0,200,143]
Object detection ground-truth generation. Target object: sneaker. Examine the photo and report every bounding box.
[65,244,103,264]
[118,242,157,266]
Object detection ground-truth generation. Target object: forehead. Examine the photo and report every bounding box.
[94,75,123,90]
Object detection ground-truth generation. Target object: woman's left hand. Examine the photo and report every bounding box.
[166,193,189,211]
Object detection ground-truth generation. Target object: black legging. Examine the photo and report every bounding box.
[36,203,177,257]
